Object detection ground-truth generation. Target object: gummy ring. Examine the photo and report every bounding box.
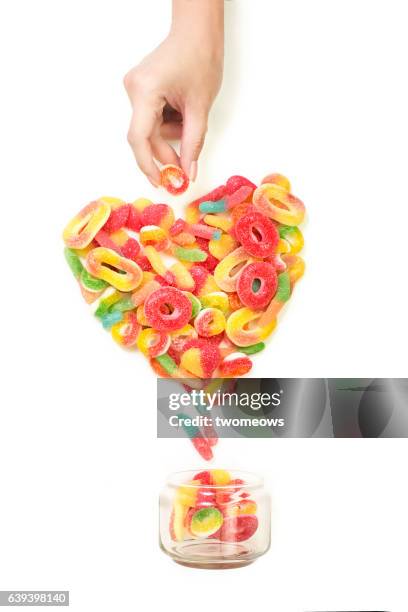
[236,261,278,310]
[226,307,276,347]
[194,307,226,337]
[86,247,143,292]
[252,183,305,226]
[190,507,223,538]
[111,311,141,347]
[170,324,198,353]
[278,225,304,254]
[214,247,255,292]
[63,200,110,249]
[136,328,171,357]
[200,291,230,314]
[160,164,189,195]
[144,286,192,332]
[235,211,279,258]
[261,173,291,192]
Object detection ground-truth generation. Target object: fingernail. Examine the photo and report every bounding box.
[189,161,198,182]
[148,175,160,188]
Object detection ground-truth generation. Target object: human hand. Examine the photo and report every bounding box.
[124,1,224,187]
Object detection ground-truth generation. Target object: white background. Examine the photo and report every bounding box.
[0,0,407,610]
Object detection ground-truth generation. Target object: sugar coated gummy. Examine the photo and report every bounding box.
[144,287,192,332]
[63,170,305,382]
[236,261,278,310]
[234,211,279,258]
[160,165,189,195]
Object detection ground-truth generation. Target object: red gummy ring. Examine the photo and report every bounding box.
[160,165,189,195]
[235,211,279,257]
[236,261,278,309]
[144,286,192,332]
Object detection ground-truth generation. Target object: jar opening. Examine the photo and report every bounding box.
[166,470,263,490]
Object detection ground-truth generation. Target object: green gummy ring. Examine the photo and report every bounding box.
[80,268,109,292]
[238,342,266,355]
[276,272,291,302]
[155,353,178,375]
[174,247,208,262]
[64,248,84,279]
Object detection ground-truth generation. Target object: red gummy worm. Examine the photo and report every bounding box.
[192,435,213,461]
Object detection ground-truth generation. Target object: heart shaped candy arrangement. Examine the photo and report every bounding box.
[63,166,306,379]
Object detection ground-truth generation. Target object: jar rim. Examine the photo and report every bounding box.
[166,470,263,490]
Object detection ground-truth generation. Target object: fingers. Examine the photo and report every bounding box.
[151,133,180,167]
[160,122,183,141]
[180,105,208,181]
[127,100,163,187]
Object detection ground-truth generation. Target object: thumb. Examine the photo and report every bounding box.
[180,106,208,181]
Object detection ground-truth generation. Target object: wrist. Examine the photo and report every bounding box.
[170,0,224,57]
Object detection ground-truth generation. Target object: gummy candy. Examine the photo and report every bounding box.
[194,307,226,337]
[160,165,189,195]
[199,199,227,214]
[137,328,171,357]
[190,507,223,537]
[238,342,265,355]
[226,307,276,347]
[140,225,169,250]
[101,200,129,233]
[144,287,192,332]
[173,246,208,263]
[140,203,175,231]
[219,515,258,542]
[111,311,140,347]
[180,339,221,378]
[63,200,110,249]
[86,247,143,292]
[218,352,252,377]
[214,247,255,292]
[253,183,305,226]
[234,211,279,258]
[200,291,229,314]
[236,261,278,310]
[188,223,221,241]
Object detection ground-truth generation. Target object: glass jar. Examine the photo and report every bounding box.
[159,469,271,569]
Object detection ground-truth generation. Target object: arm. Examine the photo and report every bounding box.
[124,0,224,186]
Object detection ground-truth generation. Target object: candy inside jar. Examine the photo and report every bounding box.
[159,470,271,569]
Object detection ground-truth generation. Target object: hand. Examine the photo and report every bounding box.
[124,13,223,187]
